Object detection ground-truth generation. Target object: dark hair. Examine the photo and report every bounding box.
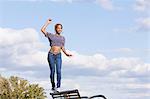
[55,23,63,32]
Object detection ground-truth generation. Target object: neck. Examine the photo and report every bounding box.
[56,32,60,36]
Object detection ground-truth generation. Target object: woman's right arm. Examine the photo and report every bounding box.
[41,19,52,36]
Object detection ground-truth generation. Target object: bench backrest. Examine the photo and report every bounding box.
[50,89,81,99]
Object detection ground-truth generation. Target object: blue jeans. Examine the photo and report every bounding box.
[47,51,62,88]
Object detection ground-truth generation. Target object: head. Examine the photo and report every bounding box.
[55,23,63,34]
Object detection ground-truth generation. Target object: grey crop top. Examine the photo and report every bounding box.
[45,32,65,47]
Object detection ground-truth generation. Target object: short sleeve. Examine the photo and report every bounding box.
[45,32,53,39]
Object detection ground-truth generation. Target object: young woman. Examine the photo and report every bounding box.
[41,19,72,92]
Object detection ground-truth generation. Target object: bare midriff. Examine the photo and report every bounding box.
[50,46,62,54]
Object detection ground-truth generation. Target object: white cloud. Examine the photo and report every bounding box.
[110,57,142,69]
[95,0,116,10]
[134,0,150,12]
[113,17,150,32]
[48,0,118,10]
[99,48,136,54]
[125,83,150,89]
[31,75,150,99]
[133,63,150,74]
[0,27,149,75]
[50,0,73,3]
[0,67,6,71]
[0,27,150,99]
[11,0,86,3]
[9,0,119,11]
[136,17,150,31]
[113,0,150,33]
[112,48,133,53]
[116,48,133,52]
[0,28,47,67]
[133,0,150,32]
[63,51,109,70]
[63,50,149,72]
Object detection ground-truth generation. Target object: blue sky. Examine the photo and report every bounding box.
[0,0,149,60]
[0,0,150,99]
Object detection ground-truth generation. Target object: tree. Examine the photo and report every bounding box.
[0,75,47,99]
[0,75,12,99]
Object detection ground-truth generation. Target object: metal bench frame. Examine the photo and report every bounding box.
[50,89,107,99]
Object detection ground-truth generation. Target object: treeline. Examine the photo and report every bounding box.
[0,75,47,99]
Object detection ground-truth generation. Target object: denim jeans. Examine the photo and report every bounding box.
[47,51,62,88]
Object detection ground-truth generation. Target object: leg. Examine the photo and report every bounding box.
[47,52,55,89]
[56,53,62,88]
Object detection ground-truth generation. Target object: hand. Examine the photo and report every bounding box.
[47,18,52,24]
[66,53,73,57]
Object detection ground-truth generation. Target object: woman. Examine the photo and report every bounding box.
[41,19,72,92]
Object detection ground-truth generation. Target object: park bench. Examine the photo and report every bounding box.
[50,89,107,99]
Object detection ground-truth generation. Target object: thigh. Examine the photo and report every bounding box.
[56,53,62,70]
[48,52,55,69]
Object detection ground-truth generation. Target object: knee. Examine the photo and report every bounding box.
[57,70,61,75]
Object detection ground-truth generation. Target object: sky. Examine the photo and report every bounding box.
[0,0,150,99]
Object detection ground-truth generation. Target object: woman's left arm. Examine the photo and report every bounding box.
[61,47,72,57]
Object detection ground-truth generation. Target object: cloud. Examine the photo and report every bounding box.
[103,48,134,54]
[63,50,149,73]
[32,75,150,99]
[63,51,109,70]
[10,0,91,3]
[115,48,133,53]
[113,17,150,33]
[0,27,150,99]
[136,17,150,31]
[95,0,116,11]
[133,0,150,32]
[134,0,150,13]
[52,0,120,11]
[0,27,149,76]
[113,0,150,33]
[49,0,73,3]
[9,0,119,11]
[0,28,47,67]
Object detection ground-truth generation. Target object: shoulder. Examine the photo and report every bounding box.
[61,35,65,40]
[46,32,54,38]
[47,32,54,35]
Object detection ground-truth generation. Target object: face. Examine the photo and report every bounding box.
[56,25,62,34]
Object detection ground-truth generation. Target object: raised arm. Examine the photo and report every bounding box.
[41,19,52,36]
